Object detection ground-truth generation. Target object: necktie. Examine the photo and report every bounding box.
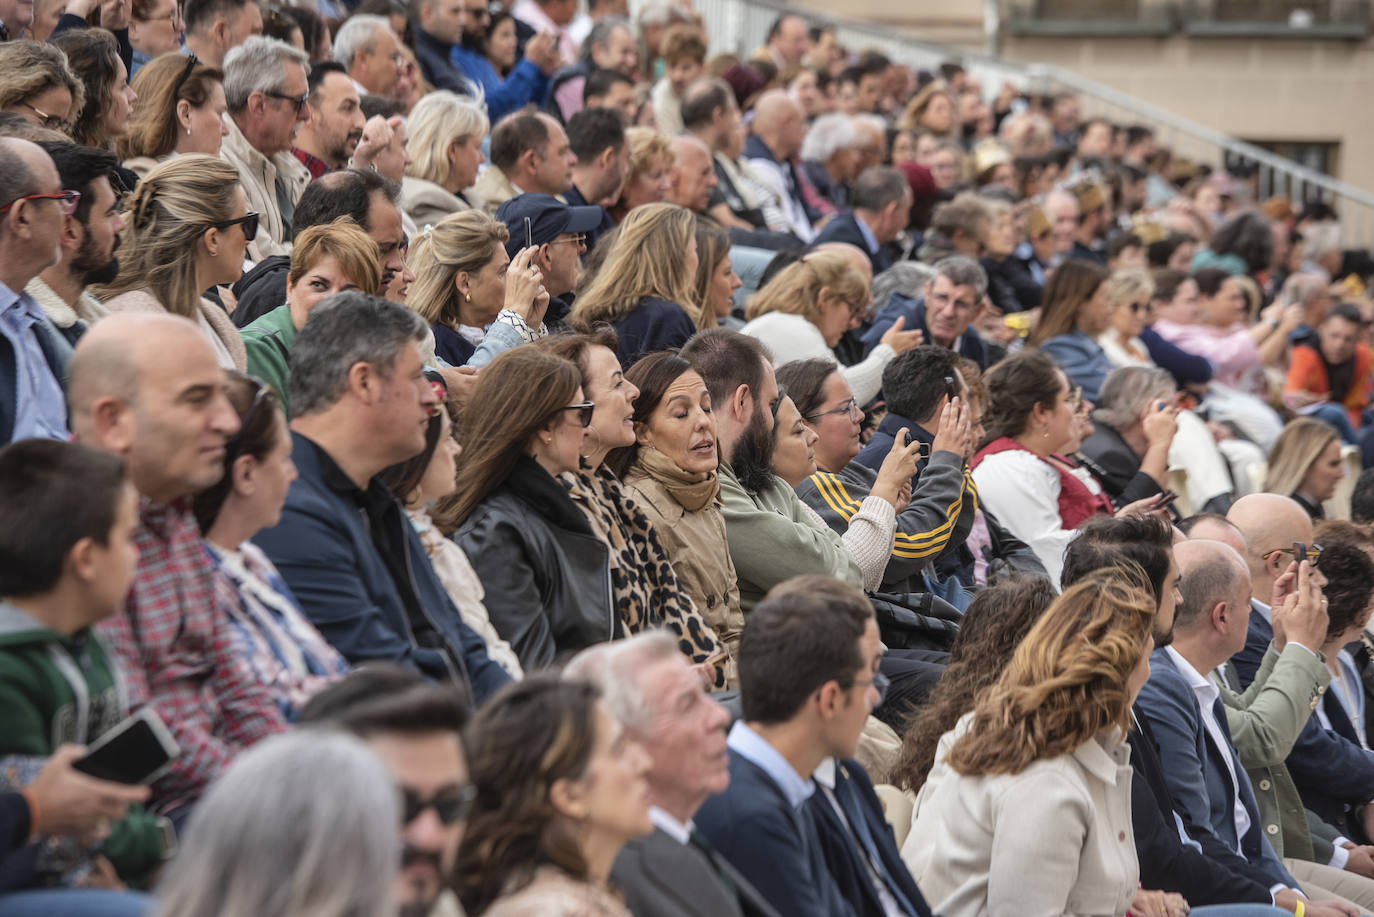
[834,774,921,916]
[689,827,740,904]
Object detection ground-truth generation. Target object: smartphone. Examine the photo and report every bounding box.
[1154,490,1178,510]
[73,708,180,785]
[523,216,533,250]
[1293,541,1308,566]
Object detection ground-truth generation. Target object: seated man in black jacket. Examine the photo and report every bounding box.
[1061,514,1298,912]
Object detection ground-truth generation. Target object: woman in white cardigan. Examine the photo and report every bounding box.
[903,568,1156,917]
[741,250,921,405]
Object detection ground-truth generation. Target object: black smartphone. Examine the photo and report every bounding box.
[1154,490,1178,510]
[523,216,533,250]
[1293,541,1307,566]
[73,709,180,785]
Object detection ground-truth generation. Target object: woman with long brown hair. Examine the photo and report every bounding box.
[50,29,137,151]
[456,675,651,917]
[903,568,1157,917]
[1030,257,1114,403]
[440,347,619,672]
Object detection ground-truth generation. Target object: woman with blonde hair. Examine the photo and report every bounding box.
[98,155,253,369]
[690,216,743,330]
[608,126,674,223]
[405,209,547,367]
[240,218,381,417]
[742,250,916,404]
[571,202,700,367]
[0,40,84,133]
[898,80,956,138]
[119,52,229,177]
[1097,266,1155,368]
[401,90,489,228]
[903,568,1156,917]
[1266,417,1346,520]
[51,29,137,151]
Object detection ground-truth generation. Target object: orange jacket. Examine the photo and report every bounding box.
[1285,342,1373,428]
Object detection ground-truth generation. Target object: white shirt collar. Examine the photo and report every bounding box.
[812,756,837,788]
[727,720,815,809]
[648,806,692,845]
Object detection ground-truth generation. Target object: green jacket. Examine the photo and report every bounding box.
[1213,643,1331,862]
[718,462,862,614]
[241,303,296,418]
[0,602,166,878]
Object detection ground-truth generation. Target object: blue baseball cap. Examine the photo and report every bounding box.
[495,193,603,259]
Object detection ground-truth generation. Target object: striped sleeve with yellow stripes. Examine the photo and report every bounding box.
[810,468,979,560]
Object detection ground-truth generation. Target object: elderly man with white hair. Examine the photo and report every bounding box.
[799,112,859,212]
[220,36,312,259]
[567,634,782,917]
[334,14,404,97]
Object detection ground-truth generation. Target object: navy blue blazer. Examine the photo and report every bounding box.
[1135,647,1297,889]
[859,293,988,370]
[804,760,932,917]
[1232,607,1374,832]
[253,433,511,701]
[695,751,857,917]
[814,213,892,274]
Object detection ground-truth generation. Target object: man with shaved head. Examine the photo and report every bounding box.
[0,137,75,444]
[666,134,718,215]
[746,90,818,242]
[70,313,287,816]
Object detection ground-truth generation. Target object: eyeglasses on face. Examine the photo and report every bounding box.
[0,189,80,215]
[853,671,890,704]
[20,102,71,133]
[1261,543,1323,566]
[1127,300,1152,314]
[401,784,477,826]
[563,401,595,427]
[264,89,310,114]
[549,233,587,247]
[806,397,862,423]
[212,211,261,240]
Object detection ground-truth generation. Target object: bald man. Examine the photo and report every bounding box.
[666,135,718,214]
[0,137,74,444]
[1044,187,1078,258]
[746,90,817,242]
[1225,495,1374,899]
[71,313,287,814]
[1139,539,1362,917]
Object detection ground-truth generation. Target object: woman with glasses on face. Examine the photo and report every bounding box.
[51,29,138,153]
[543,330,729,689]
[742,249,919,405]
[457,676,651,917]
[119,53,229,178]
[97,155,254,370]
[192,371,350,720]
[128,0,184,75]
[438,347,620,673]
[0,40,84,135]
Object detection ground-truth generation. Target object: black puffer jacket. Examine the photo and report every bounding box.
[454,455,617,672]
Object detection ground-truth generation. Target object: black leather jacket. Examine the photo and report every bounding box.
[454,455,617,672]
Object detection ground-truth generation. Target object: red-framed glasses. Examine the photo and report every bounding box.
[0,190,80,215]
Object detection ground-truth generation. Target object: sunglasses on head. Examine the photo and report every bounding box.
[224,371,274,458]
[562,401,595,427]
[401,784,476,826]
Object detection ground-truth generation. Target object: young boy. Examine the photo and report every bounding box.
[0,439,169,883]
[651,23,707,137]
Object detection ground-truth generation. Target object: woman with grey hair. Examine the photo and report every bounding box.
[402,90,489,228]
[152,731,399,917]
[1076,365,1179,509]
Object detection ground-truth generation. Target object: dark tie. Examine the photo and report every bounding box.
[689,827,740,904]
[834,774,921,917]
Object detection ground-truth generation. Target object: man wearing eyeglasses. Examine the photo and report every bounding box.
[300,667,475,917]
[0,138,75,445]
[861,256,990,371]
[221,36,312,261]
[495,193,598,333]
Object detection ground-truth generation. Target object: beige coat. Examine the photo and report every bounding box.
[473,165,521,216]
[104,289,247,371]
[220,115,310,262]
[623,452,743,680]
[401,175,481,231]
[903,715,1139,917]
[483,867,632,917]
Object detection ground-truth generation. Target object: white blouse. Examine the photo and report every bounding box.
[741,311,896,405]
[971,449,1075,587]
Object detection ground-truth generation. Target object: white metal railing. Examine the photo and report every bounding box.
[688,0,1374,248]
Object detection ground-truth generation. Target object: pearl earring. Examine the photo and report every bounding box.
[185,127,191,136]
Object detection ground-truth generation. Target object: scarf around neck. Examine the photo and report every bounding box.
[634,445,719,512]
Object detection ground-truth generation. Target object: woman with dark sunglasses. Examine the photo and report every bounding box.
[437,347,620,673]
[191,371,349,719]
[97,154,255,370]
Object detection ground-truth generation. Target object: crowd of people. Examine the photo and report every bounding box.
[8,0,1374,915]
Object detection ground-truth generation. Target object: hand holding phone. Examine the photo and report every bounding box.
[73,709,180,786]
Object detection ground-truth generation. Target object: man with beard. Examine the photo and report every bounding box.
[27,142,124,346]
[299,666,473,917]
[680,328,861,615]
[292,62,392,179]
[447,0,560,121]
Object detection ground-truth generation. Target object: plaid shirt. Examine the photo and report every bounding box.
[97,497,287,811]
[290,146,331,181]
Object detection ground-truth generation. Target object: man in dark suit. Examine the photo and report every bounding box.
[567,634,780,917]
[694,577,933,917]
[813,166,909,275]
